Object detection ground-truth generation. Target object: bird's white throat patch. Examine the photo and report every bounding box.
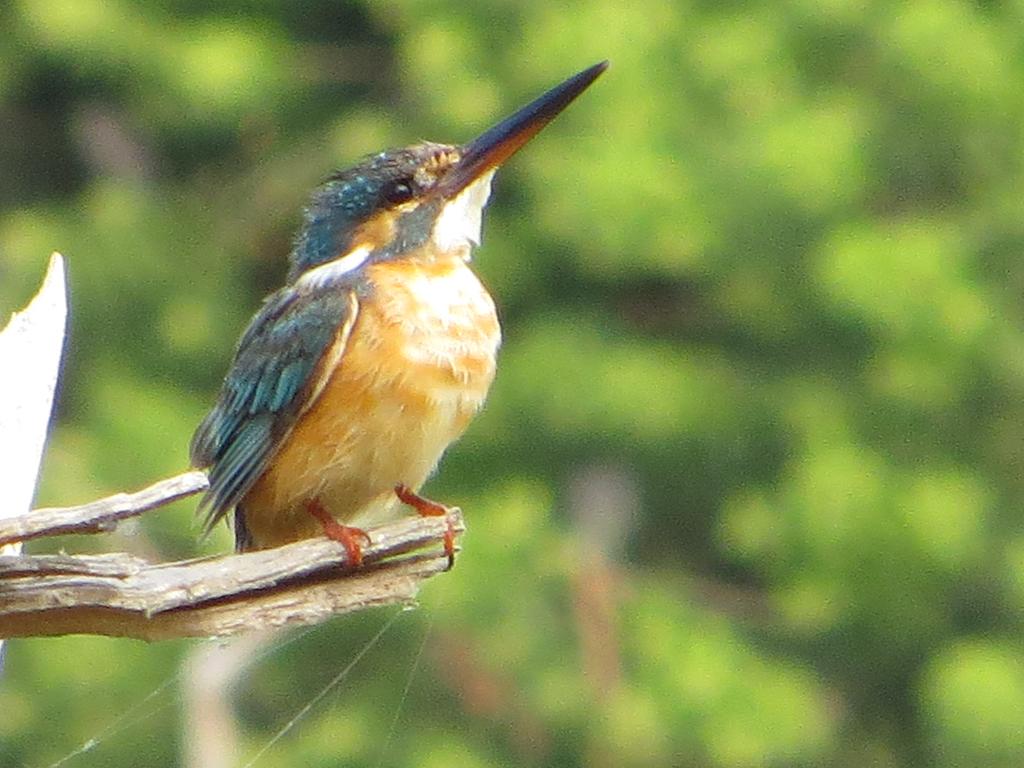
[431,170,496,257]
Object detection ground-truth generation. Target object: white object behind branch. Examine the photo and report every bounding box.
[0,253,67,659]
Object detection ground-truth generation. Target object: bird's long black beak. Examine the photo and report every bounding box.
[437,61,608,198]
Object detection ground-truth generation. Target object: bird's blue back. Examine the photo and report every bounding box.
[190,277,357,532]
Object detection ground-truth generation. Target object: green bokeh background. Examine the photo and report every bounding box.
[3,1,1024,766]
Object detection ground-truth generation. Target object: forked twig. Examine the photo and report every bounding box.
[0,471,464,641]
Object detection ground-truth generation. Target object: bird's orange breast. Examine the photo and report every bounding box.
[239,255,501,548]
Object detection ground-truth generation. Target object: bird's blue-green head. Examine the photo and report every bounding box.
[287,61,608,284]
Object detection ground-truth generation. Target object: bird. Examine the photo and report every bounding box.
[190,61,608,564]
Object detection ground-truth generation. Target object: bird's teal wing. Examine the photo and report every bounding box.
[190,280,359,535]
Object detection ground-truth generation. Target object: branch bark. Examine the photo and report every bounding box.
[0,475,463,641]
[0,471,209,546]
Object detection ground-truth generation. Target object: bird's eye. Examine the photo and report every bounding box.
[384,178,416,205]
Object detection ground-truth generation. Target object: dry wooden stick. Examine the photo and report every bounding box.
[0,471,210,546]
[0,471,465,641]
[0,512,462,641]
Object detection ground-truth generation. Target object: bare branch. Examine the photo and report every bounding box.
[0,471,210,546]
[0,469,462,641]
[0,510,463,641]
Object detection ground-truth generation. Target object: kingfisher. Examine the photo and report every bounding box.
[190,61,607,563]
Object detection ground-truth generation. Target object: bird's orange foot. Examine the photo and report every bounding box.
[394,484,457,570]
[306,498,370,567]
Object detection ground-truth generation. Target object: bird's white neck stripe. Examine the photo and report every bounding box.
[295,245,371,290]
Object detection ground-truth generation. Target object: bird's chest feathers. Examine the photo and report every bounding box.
[361,258,501,410]
[266,257,500,518]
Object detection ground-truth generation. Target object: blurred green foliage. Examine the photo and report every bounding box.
[2,1,1024,766]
